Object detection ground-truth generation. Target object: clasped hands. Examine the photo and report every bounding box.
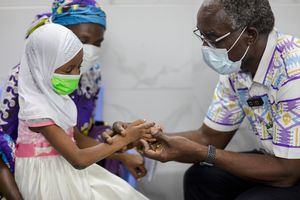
[103,120,207,164]
[102,120,163,153]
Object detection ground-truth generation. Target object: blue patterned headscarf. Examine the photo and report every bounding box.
[51,0,106,28]
[26,0,106,38]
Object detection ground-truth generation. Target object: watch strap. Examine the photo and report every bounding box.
[200,145,216,166]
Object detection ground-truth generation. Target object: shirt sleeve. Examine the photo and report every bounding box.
[0,65,20,140]
[272,37,300,159]
[0,133,15,173]
[26,118,55,127]
[204,75,245,132]
[272,78,300,159]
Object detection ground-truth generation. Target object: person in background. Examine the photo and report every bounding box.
[0,0,145,199]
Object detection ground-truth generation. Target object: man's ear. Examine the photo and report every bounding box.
[246,27,258,45]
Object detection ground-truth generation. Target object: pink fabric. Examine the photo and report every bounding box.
[16,143,59,157]
[28,122,55,127]
[16,120,74,157]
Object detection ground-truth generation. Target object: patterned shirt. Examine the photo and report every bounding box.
[204,30,300,159]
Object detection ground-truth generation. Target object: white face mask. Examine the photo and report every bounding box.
[80,44,101,74]
[201,27,249,75]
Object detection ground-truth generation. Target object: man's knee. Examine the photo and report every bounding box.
[184,164,253,200]
[235,185,300,200]
[236,191,273,200]
[184,164,212,200]
[184,164,236,200]
[184,164,220,189]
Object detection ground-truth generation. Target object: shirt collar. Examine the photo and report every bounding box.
[253,29,278,84]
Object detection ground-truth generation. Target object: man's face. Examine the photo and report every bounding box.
[196,3,249,63]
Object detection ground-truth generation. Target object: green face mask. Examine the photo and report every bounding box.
[51,73,80,95]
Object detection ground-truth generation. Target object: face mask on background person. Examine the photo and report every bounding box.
[51,73,81,95]
[201,27,249,75]
[80,44,101,73]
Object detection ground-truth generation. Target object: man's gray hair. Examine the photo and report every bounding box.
[220,0,275,34]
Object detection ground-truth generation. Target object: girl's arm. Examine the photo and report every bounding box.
[0,159,23,200]
[73,127,99,148]
[30,120,154,170]
[74,127,147,178]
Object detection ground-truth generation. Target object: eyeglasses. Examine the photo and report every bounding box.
[193,29,231,48]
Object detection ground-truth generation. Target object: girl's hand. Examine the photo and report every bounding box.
[99,121,130,145]
[104,121,161,146]
[101,129,114,145]
[123,120,155,144]
[119,153,147,180]
[106,120,156,150]
[123,124,162,150]
[112,121,130,136]
[102,121,139,144]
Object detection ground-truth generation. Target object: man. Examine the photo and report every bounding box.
[138,0,300,199]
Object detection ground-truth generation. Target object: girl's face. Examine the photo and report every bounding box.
[54,49,83,75]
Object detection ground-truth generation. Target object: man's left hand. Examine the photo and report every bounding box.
[140,132,207,163]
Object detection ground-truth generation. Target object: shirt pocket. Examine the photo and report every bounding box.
[250,94,273,139]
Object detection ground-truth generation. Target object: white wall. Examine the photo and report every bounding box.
[0,1,300,200]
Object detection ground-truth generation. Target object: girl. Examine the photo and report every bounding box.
[0,3,145,196]
[15,23,153,200]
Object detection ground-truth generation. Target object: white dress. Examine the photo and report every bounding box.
[15,120,148,200]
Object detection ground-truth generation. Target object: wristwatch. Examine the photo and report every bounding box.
[200,145,216,166]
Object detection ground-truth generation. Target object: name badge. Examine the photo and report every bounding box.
[247,96,264,107]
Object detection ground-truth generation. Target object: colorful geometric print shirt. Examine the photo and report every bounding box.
[204,30,300,159]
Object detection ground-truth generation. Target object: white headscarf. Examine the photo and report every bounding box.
[18,23,83,131]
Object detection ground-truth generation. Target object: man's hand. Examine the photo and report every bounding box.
[140,132,207,163]
[119,153,147,180]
